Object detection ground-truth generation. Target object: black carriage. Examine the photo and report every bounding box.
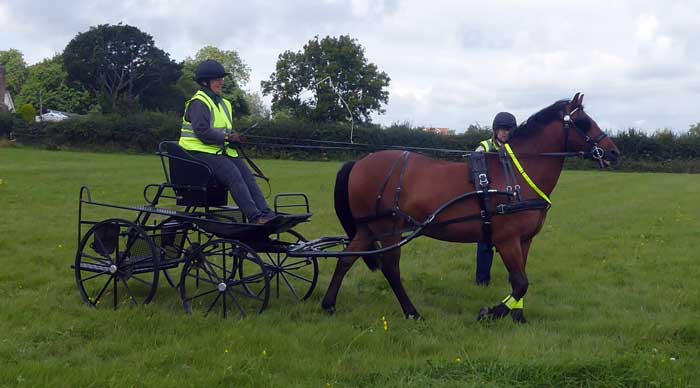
[72,141,317,318]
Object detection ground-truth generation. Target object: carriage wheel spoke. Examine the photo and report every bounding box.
[226,289,246,317]
[205,292,222,315]
[279,259,314,271]
[125,273,153,288]
[279,270,313,284]
[230,286,265,303]
[222,290,227,319]
[204,259,228,274]
[92,276,113,306]
[186,271,218,286]
[120,278,138,306]
[80,253,112,266]
[80,270,110,283]
[280,272,300,300]
[201,260,224,283]
[113,275,118,309]
[184,287,219,302]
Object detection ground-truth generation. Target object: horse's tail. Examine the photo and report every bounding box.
[334,160,381,272]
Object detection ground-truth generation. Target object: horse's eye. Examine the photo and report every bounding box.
[574,118,591,132]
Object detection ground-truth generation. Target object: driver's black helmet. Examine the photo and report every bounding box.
[492,112,517,132]
[194,59,230,82]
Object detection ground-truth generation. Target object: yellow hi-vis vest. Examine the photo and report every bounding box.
[179,90,238,157]
[479,138,500,152]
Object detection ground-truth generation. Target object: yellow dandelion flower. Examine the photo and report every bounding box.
[261,349,267,357]
[382,316,388,331]
[456,357,462,364]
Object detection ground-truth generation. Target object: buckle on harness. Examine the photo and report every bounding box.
[478,173,488,186]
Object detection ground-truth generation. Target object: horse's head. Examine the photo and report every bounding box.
[562,93,620,167]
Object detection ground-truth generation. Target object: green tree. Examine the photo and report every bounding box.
[689,123,700,136]
[15,55,92,114]
[186,45,250,87]
[179,45,251,116]
[18,103,36,123]
[261,35,390,123]
[0,49,29,97]
[63,24,182,112]
[245,92,270,119]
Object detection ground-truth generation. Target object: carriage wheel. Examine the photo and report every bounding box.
[249,230,319,302]
[75,218,160,309]
[179,239,270,319]
[153,216,193,289]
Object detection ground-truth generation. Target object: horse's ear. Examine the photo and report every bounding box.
[571,92,581,106]
[579,93,585,105]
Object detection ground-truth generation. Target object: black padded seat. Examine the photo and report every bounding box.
[159,141,228,207]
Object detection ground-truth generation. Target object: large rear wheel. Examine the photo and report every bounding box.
[74,218,160,309]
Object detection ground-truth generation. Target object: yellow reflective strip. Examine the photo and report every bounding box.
[502,294,524,309]
[504,143,552,205]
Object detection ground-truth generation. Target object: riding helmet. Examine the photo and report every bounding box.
[194,59,230,82]
[492,112,517,131]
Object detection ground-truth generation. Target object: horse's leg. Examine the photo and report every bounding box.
[508,238,532,323]
[478,237,529,323]
[320,236,371,314]
[379,236,420,320]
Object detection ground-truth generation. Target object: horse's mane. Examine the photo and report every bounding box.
[510,99,569,139]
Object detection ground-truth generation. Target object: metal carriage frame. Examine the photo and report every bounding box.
[72,141,317,318]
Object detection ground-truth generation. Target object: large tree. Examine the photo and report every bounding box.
[63,24,182,112]
[178,45,251,116]
[261,35,390,123]
[0,49,29,97]
[16,55,92,114]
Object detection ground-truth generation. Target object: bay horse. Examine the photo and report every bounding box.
[324,93,620,323]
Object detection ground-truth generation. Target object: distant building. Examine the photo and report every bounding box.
[424,127,451,136]
[3,91,14,112]
[0,64,13,112]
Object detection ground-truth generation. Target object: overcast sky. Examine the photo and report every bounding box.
[2,0,699,132]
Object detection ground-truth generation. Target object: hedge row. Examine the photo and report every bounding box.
[3,112,700,173]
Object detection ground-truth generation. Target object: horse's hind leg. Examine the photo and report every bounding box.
[478,238,529,323]
[379,237,420,320]
[321,236,371,314]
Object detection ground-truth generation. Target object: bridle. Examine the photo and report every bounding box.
[562,105,610,167]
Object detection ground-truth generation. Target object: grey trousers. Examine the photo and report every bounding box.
[192,152,271,221]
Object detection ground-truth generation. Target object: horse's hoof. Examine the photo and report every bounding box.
[511,309,527,324]
[322,304,336,315]
[477,307,490,321]
[405,313,422,321]
[488,303,511,320]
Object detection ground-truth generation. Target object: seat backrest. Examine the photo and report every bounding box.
[159,141,227,207]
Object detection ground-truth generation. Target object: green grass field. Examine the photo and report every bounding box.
[1,147,698,387]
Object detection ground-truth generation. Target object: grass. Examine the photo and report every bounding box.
[0,146,698,387]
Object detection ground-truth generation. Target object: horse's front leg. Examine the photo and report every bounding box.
[321,237,370,314]
[379,237,420,320]
[477,237,529,323]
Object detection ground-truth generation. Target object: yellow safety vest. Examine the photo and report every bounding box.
[179,90,238,157]
[479,138,500,152]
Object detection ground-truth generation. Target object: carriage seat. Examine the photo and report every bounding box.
[158,141,228,207]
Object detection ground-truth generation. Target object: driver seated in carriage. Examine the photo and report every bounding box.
[179,59,280,225]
